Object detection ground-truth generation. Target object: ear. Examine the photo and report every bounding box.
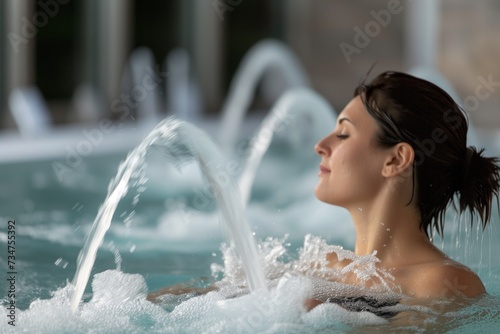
[381,142,414,178]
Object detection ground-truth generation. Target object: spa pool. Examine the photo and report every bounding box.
[1,127,500,333]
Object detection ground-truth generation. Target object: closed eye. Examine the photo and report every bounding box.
[336,134,349,140]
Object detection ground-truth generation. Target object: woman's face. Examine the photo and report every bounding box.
[314,96,388,209]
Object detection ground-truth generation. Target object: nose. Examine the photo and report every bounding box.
[315,135,331,157]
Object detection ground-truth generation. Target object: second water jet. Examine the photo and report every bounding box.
[70,117,266,312]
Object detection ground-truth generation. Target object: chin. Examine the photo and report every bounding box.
[314,187,334,205]
[314,187,348,207]
[314,185,324,200]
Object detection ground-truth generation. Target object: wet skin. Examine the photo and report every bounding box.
[313,96,485,301]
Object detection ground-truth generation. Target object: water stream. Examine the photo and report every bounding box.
[70,117,266,312]
[218,40,310,152]
[238,88,337,206]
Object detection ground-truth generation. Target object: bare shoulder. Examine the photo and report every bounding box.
[404,259,486,299]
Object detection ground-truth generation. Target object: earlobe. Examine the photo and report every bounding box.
[382,143,414,177]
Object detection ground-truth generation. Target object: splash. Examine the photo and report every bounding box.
[213,234,401,297]
[70,117,266,312]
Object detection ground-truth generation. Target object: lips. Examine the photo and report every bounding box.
[319,164,331,174]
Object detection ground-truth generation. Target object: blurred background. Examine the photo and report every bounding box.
[1,1,500,310]
[1,0,500,134]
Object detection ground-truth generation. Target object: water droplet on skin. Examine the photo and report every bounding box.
[381,222,385,226]
[386,228,391,232]
[358,207,363,212]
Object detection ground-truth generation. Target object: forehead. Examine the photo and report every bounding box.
[337,96,379,133]
[338,96,367,122]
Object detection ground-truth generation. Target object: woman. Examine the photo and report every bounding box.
[314,71,500,301]
[149,71,499,316]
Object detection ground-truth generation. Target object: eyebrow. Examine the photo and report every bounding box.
[338,117,355,126]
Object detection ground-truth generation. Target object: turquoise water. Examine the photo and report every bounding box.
[1,135,500,332]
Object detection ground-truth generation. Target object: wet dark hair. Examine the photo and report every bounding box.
[354,71,500,237]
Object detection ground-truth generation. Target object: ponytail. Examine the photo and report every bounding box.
[458,146,500,229]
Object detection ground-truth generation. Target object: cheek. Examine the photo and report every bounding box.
[331,146,363,174]
[334,152,352,179]
[332,145,381,189]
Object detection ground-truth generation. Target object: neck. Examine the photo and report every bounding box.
[348,187,430,267]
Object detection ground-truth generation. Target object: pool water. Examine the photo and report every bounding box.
[1,133,500,333]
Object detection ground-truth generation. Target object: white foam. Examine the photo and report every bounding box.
[2,236,421,333]
[1,271,390,333]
